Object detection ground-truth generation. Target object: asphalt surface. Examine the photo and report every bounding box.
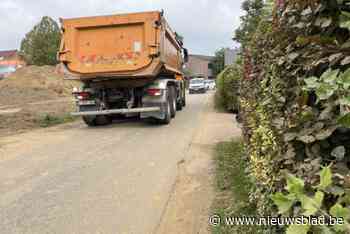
[0,92,212,234]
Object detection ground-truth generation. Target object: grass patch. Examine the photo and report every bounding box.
[38,113,77,128]
[212,139,259,234]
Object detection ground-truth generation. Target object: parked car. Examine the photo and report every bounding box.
[189,78,206,94]
[0,65,16,80]
[206,80,216,90]
[204,80,210,90]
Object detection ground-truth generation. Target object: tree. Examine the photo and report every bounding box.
[20,16,61,66]
[212,48,226,76]
[234,0,264,47]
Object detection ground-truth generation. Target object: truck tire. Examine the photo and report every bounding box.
[96,115,112,125]
[176,84,185,111]
[176,91,183,111]
[159,88,172,125]
[176,101,183,111]
[169,86,176,118]
[182,92,186,107]
[82,116,97,127]
[82,115,111,127]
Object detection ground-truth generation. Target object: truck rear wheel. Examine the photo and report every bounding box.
[159,88,172,125]
[176,93,183,111]
[177,90,185,111]
[176,101,183,111]
[82,116,97,127]
[96,115,112,125]
[169,86,176,118]
[182,93,186,107]
[82,115,112,127]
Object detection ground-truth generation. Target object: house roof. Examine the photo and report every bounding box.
[0,50,18,58]
[189,54,215,61]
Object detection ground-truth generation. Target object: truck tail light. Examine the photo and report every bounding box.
[77,92,91,100]
[147,89,162,96]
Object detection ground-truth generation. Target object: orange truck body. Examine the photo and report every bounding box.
[59,11,184,81]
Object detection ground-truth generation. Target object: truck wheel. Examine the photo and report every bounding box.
[169,86,176,118]
[176,101,183,111]
[82,116,97,127]
[182,93,186,107]
[159,91,171,125]
[177,91,186,111]
[96,115,112,125]
[82,115,111,127]
[176,91,183,111]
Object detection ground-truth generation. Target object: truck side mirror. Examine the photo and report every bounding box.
[183,48,189,63]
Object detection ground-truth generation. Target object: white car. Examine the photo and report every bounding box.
[189,78,206,94]
[205,80,216,90]
[204,80,210,90]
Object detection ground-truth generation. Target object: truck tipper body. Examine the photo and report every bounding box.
[59,11,188,126]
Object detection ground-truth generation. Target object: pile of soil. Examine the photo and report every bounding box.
[0,66,80,137]
[0,65,79,106]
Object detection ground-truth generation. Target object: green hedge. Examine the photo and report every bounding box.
[238,0,350,233]
[215,61,241,112]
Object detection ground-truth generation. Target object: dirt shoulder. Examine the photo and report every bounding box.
[156,94,242,234]
[0,66,79,137]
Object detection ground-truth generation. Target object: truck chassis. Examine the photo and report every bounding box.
[71,78,186,126]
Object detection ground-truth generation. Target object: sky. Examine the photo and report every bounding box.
[0,0,244,56]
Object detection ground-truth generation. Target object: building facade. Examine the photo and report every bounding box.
[224,48,238,66]
[186,54,215,80]
[0,50,26,68]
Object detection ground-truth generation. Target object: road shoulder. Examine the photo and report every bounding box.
[156,95,241,234]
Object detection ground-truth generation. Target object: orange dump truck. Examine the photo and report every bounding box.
[59,11,188,126]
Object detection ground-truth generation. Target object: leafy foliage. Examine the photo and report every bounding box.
[272,167,350,233]
[215,58,242,112]
[304,68,350,127]
[20,16,61,66]
[211,48,226,76]
[234,0,350,233]
[234,0,265,46]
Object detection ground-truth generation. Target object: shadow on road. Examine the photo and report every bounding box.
[85,115,166,130]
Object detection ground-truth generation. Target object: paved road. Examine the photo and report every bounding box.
[0,93,212,234]
[0,108,22,115]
